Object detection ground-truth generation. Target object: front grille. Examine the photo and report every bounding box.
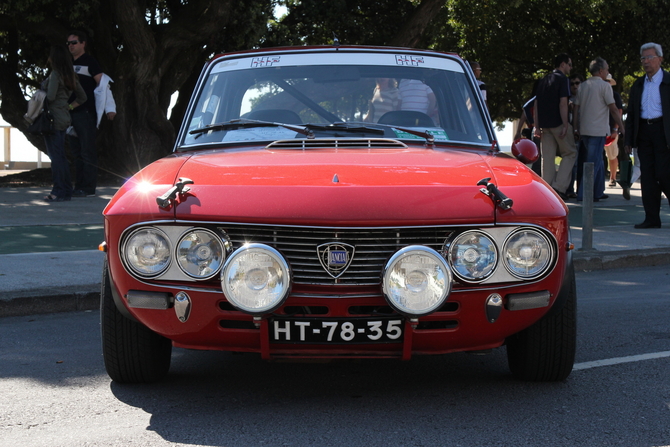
[218,225,453,285]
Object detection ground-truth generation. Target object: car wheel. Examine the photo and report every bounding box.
[506,267,577,382]
[100,258,172,383]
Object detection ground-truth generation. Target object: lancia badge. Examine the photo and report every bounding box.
[317,243,355,278]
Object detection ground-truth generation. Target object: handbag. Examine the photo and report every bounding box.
[27,98,54,135]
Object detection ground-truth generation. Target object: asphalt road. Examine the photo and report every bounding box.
[1,265,669,447]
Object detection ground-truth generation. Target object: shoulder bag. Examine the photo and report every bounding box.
[27,98,55,136]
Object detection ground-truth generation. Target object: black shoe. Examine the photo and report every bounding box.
[72,189,95,197]
[552,188,568,201]
[44,194,71,202]
[623,187,631,200]
[596,194,609,200]
[634,221,661,229]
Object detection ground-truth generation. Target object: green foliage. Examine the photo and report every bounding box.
[433,0,670,120]
[3,0,670,171]
[265,0,416,46]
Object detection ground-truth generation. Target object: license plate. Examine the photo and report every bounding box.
[270,317,404,344]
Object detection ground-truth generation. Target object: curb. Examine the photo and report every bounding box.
[0,290,99,318]
[2,250,669,318]
[573,247,670,271]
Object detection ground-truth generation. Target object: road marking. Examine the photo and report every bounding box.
[573,351,670,371]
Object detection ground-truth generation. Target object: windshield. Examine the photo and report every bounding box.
[180,50,491,148]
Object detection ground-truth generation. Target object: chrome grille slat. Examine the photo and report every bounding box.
[218,225,453,285]
[266,138,408,150]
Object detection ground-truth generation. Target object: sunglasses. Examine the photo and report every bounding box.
[66,40,80,46]
[571,81,581,86]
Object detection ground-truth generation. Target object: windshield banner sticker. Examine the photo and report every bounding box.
[251,56,281,67]
[395,55,425,66]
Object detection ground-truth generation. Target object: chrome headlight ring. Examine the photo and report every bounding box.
[221,243,292,315]
[447,230,498,283]
[122,226,172,278]
[382,245,453,317]
[502,228,555,280]
[176,228,226,280]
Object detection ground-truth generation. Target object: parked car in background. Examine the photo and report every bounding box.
[100,45,576,383]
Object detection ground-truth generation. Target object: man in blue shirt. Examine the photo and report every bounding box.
[624,42,670,228]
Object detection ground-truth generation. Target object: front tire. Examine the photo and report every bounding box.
[506,268,577,382]
[100,258,172,383]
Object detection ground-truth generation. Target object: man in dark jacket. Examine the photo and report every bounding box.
[624,42,670,228]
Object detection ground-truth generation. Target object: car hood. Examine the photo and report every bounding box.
[163,146,553,226]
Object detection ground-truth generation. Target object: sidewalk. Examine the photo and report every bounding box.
[1,182,669,317]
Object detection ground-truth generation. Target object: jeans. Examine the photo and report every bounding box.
[69,110,98,194]
[44,130,72,198]
[577,135,606,200]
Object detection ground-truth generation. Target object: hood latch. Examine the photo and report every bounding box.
[478,178,513,210]
[156,178,194,209]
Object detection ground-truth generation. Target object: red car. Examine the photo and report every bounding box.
[101,46,575,383]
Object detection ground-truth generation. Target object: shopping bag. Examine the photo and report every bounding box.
[618,156,633,189]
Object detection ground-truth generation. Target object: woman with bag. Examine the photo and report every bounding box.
[43,44,86,202]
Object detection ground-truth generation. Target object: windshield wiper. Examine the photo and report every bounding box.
[189,119,315,139]
[372,123,435,146]
[305,122,385,135]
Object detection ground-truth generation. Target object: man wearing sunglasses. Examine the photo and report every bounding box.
[624,42,670,229]
[66,30,103,198]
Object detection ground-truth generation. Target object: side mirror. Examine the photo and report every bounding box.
[512,138,539,164]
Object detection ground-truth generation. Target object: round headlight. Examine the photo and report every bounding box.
[503,228,554,279]
[448,231,498,282]
[221,244,291,314]
[176,229,225,279]
[123,227,171,277]
[382,246,452,317]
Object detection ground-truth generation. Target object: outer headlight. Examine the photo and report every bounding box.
[123,227,171,277]
[448,230,497,283]
[176,228,225,279]
[382,246,452,317]
[221,243,291,314]
[503,228,554,279]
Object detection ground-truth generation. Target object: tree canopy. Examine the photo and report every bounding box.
[1,0,669,178]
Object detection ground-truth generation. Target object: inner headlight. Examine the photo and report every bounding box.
[221,243,291,314]
[382,246,452,317]
[503,228,554,279]
[448,230,497,282]
[123,227,171,277]
[176,228,225,279]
